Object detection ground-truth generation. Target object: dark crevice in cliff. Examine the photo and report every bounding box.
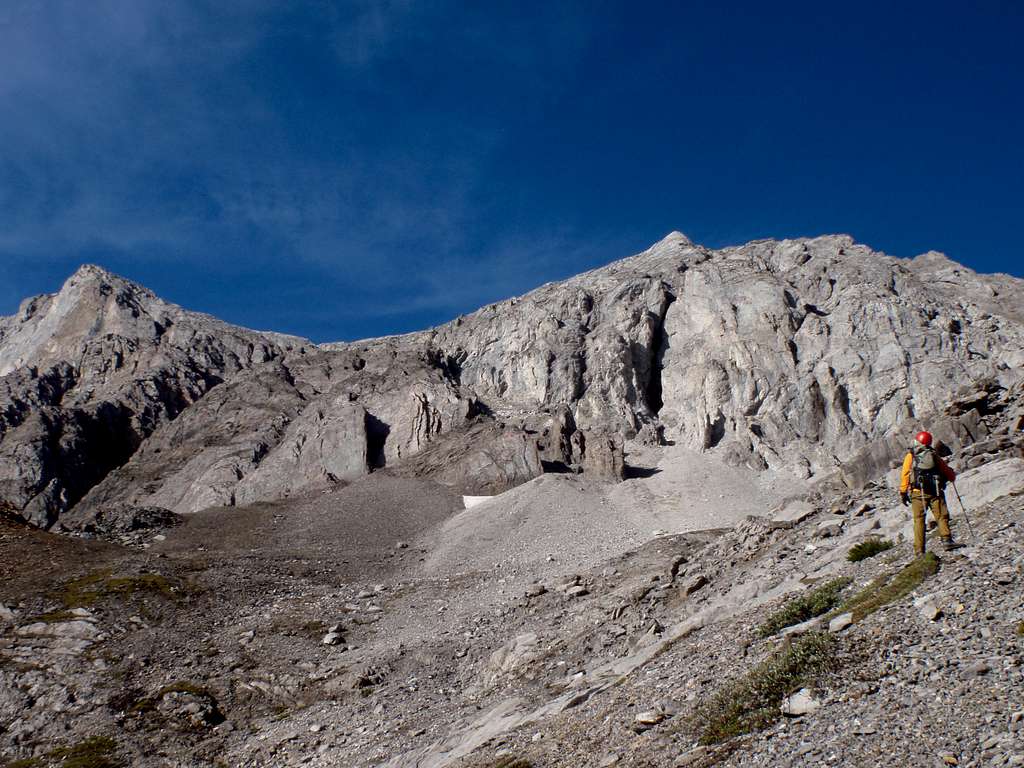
[705,411,727,449]
[645,290,677,416]
[365,412,390,470]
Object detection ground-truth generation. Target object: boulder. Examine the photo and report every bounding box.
[478,633,541,691]
[782,688,821,717]
[828,612,854,633]
[235,398,370,505]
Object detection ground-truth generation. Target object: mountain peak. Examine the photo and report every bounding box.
[71,263,116,281]
[64,264,147,295]
[659,231,692,245]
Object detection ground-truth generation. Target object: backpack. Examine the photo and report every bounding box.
[911,443,943,495]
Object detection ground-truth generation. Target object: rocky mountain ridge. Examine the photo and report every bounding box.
[2,234,1023,528]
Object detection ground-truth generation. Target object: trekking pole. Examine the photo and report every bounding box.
[950,481,977,542]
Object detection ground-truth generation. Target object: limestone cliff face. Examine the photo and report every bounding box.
[0,266,304,526]
[0,267,477,525]
[2,234,1023,527]
[427,233,1024,477]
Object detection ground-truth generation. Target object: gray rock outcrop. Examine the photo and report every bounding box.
[3,232,1024,528]
[426,233,1024,479]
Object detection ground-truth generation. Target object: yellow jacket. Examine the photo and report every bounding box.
[899,451,956,493]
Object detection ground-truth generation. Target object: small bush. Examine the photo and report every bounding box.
[847,538,895,562]
[1016,621,1024,637]
[693,631,837,745]
[834,553,939,621]
[757,577,852,637]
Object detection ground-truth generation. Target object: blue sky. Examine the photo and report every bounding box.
[0,1,1021,342]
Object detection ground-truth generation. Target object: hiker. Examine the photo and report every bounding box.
[899,430,958,553]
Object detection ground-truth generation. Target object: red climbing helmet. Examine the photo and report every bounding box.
[915,430,933,447]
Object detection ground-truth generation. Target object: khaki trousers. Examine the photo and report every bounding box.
[911,490,951,554]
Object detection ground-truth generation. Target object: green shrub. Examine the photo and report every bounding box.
[693,631,837,745]
[847,538,895,562]
[757,577,852,637]
[834,553,939,621]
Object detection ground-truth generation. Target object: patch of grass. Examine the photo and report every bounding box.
[847,538,895,563]
[45,737,121,768]
[1016,621,1024,637]
[693,631,836,745]
[31,610,81,624]
[834,553,939,622]
[3,737,122,768]
[51,570,180,609]
[491,758,532,768]
[756,577,852,637]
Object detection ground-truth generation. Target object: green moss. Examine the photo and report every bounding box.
[757,577,852,637]
[51,570,180,609]
[847,538,895,563]
[693,631,837,745]
[835,553,939,622]
[1016,621,1024,637]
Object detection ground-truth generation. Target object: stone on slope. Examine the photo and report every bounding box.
[828,612,854,633]
[478,633,541,691]
[782,688,821,717]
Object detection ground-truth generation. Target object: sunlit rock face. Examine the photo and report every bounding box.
[427,232,1024,476]
[3,233,1023,527]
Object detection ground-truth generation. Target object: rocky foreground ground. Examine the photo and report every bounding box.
[2,442,1021,767]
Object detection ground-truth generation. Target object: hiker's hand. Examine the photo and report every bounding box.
[900,492,909,506]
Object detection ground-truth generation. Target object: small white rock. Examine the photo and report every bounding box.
[828,612,854,633]
[913,596,943,621]
[634,710,665,726]
[782,688,821,717]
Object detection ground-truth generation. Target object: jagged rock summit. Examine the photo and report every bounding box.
[2,234,1023,528]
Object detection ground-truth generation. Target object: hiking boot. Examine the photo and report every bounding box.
[942,538,964,551]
